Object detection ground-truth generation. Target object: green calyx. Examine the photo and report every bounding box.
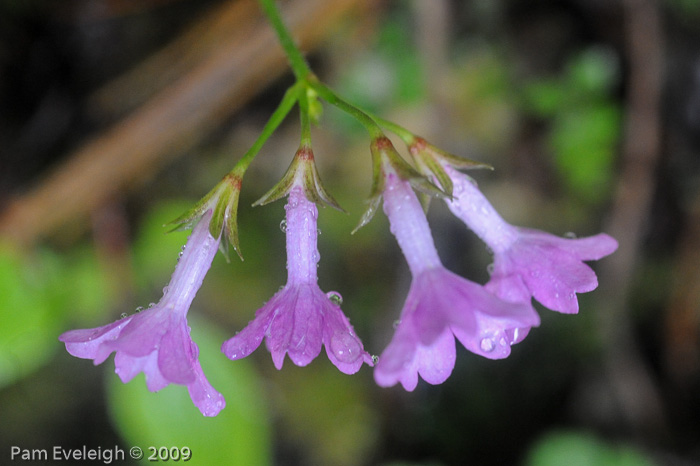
[352,136,445,233]
[253,145,344,211]
[408,137,492,196]
[169,169,244,261]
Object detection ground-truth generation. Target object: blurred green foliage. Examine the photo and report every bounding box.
[333,9,425,126]
[0,243,110,388]
[525,430,656,466]
[521,48,621,203]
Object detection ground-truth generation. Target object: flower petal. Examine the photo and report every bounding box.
[285,286,324,368]
[107,308,170,357]
[415,328,456,386]
[186,362,226,417]
[59,316,132,362]
[374,322,419,390]
[157,316,197,384]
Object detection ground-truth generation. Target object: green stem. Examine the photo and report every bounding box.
[298,88,312,147]
[370,115,417,145]
[233,82,302,173]
[258,0,311,80]
[308,77,385,139]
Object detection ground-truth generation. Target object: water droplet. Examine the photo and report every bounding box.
[371,355,379,365]
[326,291,343,306]
[509,328,520,344]
[317,228,322,235]
[278,285,285,291]
[135,306,144,313]
[148,302,156,308]
[480,337,495,353]
[564,231,577,239]
[162,285,169,294]
[487,263,495,276]
[279,219,287,232]
[120,312,128,319]
[330,332,361,364]
[393,319,402,329]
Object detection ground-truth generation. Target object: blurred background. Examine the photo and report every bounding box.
[1,0,699,464]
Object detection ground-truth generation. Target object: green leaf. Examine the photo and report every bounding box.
[565,48,619,98]
[132,201,192,286]
[525,430,655,466]
[107,318,271,466]
[522,80,567,117]
[549,104,620,202]
[0,246,60,388]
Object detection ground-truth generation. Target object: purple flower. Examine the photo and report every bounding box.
[442,164,618,313]
[59,210,225,417]
[374,167,539,391]
[222,187,373,374]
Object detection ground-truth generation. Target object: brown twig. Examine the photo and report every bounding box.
[0,0,366,247]
[596,0,668,440]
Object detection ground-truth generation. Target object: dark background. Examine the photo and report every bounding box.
[1,0,699,465]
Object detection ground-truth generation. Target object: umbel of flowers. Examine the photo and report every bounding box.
[58,0,618,416]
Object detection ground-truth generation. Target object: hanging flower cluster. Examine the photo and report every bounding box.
[58,0,618,416]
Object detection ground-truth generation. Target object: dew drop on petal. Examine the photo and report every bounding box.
[510,328,519,344]
[330,332,361,363]
[326,291,343,306]
[393,319,402,329]
[135,306,144,313]
[371,355,379,365]
[487,263,495,276]
[120,312,128,319]
[480,337,496,353]
[279,219,287,232]
[564,231,577,239]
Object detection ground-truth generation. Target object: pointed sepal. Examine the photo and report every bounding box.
[353,136,445,233]
[408,137,492,194]
[168,169,243,261]
[253,145,344,211]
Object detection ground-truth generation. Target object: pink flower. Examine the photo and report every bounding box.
[222,187,373,374]
[374,161,539,391]
[59,210,225,416]
[442,164,618,313]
